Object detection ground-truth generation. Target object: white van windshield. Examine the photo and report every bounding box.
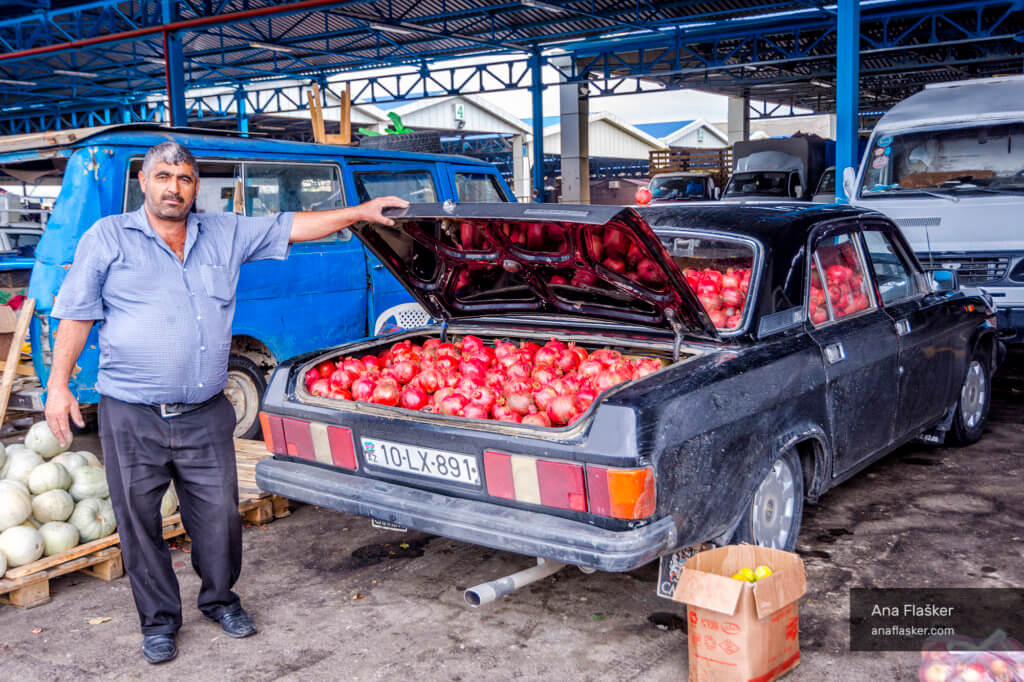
[860,122,1024,197]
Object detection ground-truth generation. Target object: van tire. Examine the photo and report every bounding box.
[225,354,266,440]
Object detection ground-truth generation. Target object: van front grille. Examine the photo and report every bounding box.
[920,254,1009,284]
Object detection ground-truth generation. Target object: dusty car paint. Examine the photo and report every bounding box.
[256,202,998,570]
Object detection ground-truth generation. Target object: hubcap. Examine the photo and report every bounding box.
[224,370,260,438]
[960,360,987,429]
[750,458,796,549]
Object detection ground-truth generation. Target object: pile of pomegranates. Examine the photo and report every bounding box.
[303,336,665,427]
[682,265,752,329]
[809,244,871,324]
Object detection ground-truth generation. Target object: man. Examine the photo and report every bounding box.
[45,141,408,664]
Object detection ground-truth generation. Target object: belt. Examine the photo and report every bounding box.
[151,393,221,419]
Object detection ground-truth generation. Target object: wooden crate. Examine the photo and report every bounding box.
[0,441,289,609]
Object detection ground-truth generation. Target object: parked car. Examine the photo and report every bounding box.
[255,202,999,577]
[845,75,1024,344]
[0,124,512,437]
[812,166,836,203]
[723,135,833,202]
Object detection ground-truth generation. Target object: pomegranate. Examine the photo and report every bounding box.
[400,385,429,411]
[603,256,627,274]
[550,275,568,285]
[585,231,604,260]
[571,270,598,287]
[634,258,666,288]
[547,395,578,426]
[392,360,418,385]
[329,368,358,392]
[578,359,603,380]
[634,358,662,378]
[329,388,353,401]
[507,360,533,380]
[469,386,498,411]
[522,413,552,427]
[506,392,534,416]
[438,393,469,416]
[721,287,744,308]
[534,346,559,367]
[460,334,485,354]
[556,349,580,372]
[503,379,532,397]
[315,360,336,378]
[304,367,321,388]
[351,377,376,401]
[721,272,740,289]
[603,228,629,257]
[463,403,490,420]
[532,386,558,411]
[309,378,331,397]
[531,364,558,386]
[415,369,442,393]
[595,369,629,392]
[625,242,644,267]
[634,187,652,205]
[525,223,547,251]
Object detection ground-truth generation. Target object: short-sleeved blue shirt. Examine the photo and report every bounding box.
[51,206,294,405]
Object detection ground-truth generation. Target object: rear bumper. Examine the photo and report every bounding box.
[256,458,677,572]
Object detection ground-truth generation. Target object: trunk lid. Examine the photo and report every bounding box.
[351,203,719,340]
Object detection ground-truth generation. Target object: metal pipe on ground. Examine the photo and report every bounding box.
[464,558,566,607]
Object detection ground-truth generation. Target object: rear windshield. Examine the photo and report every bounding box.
[725,171,793,198]
[649,176,708,201]
[659,233,756,331]
[353,170,438,203]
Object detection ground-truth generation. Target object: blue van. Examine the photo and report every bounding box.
[0,125,513,437]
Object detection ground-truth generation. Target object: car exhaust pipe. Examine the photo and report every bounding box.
[464,558,566,608]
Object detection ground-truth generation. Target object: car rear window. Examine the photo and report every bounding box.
[659,233,756,331]
[353,170,437,203]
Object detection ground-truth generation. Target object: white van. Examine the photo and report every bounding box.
[844,76,1024,342]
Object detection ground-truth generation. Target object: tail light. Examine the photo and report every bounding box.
[587,465,656,520]
[259,412,357,470]
[484,451,655,519]
[484,451,586,512]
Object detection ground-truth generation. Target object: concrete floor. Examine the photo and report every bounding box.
[1,366,1022,681]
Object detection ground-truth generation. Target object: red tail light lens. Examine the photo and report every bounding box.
[484,451,586,512]
[259,412,357,471]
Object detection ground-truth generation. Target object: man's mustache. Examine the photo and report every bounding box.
[161,193,184,202]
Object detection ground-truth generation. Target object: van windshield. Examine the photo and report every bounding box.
[860,122,1024,197]
[724,171,792,198]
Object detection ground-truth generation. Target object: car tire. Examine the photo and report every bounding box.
[730,449,804,552]
[225,354,267,440]
[946,348,991,447]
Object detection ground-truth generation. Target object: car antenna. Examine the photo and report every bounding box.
[925,224,934,271]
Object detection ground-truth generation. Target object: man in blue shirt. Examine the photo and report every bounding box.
[44,141,408,664]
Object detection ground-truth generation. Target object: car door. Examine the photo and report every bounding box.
[346,163,440,331]
[860,224,959,437]
[805,226,901,476]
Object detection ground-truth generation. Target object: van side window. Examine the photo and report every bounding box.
[353,170,437,203]
[862,230,923,304]
[244,163,343,216]
[125,160,242,214]
[454,172,507,202]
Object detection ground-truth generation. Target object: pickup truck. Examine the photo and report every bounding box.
[255,202,998,576]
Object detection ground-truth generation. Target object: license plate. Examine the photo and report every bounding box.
[360,437,481,486]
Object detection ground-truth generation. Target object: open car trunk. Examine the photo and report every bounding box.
[294,327,699,432]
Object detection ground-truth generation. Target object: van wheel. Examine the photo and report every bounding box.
[947,349,990,446]
[225,354,266,440]
[731,449,804,551]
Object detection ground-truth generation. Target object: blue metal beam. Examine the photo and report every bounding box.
[162,1,188,126]
[530,51,546,203]
[836,0,860,201]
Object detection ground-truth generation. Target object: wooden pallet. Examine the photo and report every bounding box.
[0,440,289,609]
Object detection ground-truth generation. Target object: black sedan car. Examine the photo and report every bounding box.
[255,202,998,573]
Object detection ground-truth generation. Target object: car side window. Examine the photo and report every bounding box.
[861,230,922,305]
[809,233,875,325]
[353,170,437,203]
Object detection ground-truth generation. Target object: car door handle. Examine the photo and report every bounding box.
[824,342,846,365]
[895,319,912,336]
[373,264,383,271]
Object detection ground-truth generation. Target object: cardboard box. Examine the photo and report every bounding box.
[672,545,807,682]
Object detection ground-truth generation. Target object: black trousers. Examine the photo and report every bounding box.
[99,394,242,635]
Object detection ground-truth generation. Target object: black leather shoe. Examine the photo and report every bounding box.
[142,634,177,664]
[210,607,257,638]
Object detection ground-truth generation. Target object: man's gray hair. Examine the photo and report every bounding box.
[141,141,198,178]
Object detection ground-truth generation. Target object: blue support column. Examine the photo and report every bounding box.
[236,88,248,135]
[835,0,860,201]
[162,0,187,126]
[529,51,546,203]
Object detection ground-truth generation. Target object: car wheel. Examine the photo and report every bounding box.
[946,349,991,446]
[225,354,267,440]
[731,449,804,551]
